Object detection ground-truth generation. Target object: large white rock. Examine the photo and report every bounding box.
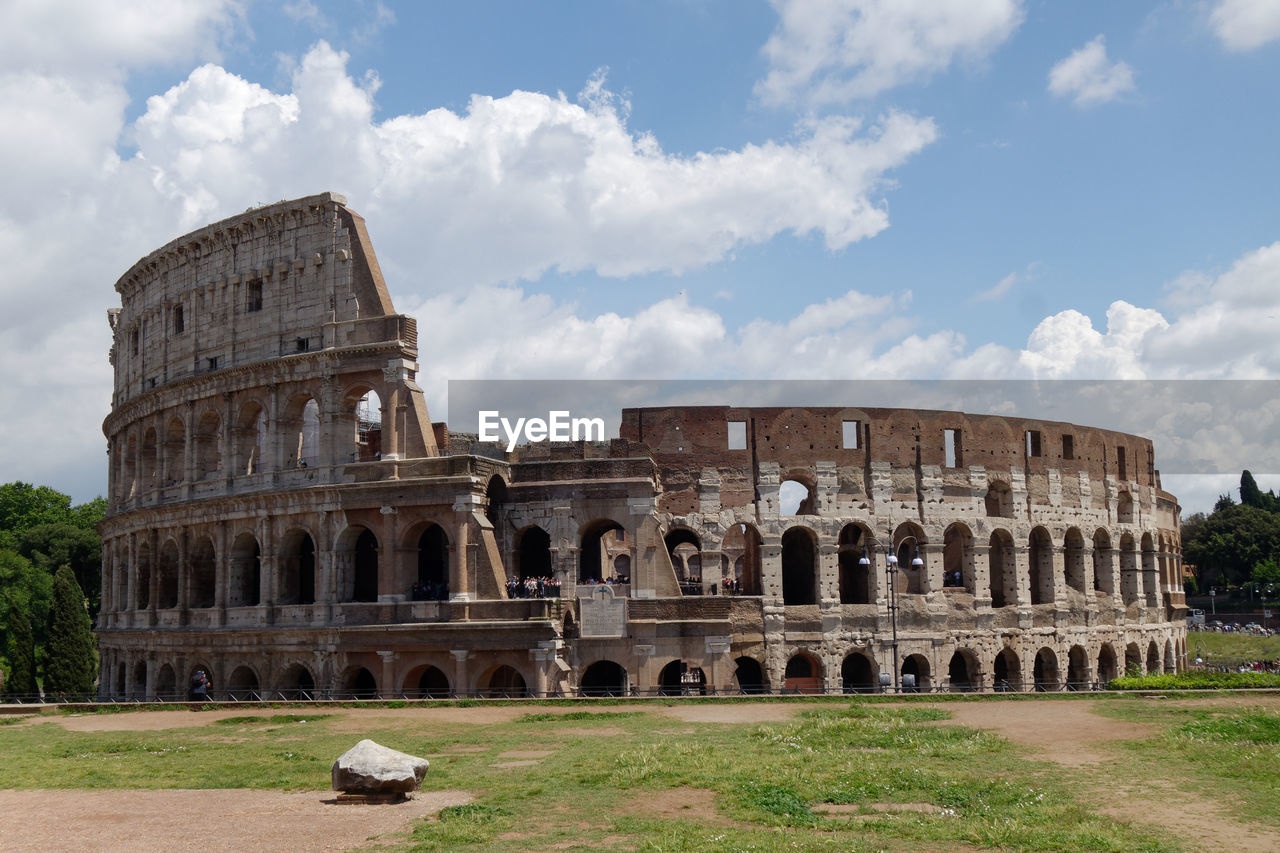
[331,739,430,793]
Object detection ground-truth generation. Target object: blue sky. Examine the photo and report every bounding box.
[1,0,1278,510]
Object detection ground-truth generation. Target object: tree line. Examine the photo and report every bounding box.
[1181,471,1280,597]
[0,482,102,698]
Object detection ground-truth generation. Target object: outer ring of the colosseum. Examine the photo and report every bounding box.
[95,192,1187,701]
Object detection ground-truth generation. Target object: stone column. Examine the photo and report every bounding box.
[972,543,992,608]
[451,649,471,697]
[377,651,397,698]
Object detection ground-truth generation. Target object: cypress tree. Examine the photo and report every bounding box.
[1241,470,1267,509]
[4,600,37,698]
[43,565,96,698]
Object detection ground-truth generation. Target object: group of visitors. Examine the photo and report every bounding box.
[410,580,450,601]
[506,576,562,598]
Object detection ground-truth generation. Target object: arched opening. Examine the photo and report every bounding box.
[130,660,147,699]
[281,394,321,469]
[355,389,382,462]
[901,654,930,692]
[779,477,816,515]
[194,410,222,480]
[613,554,631,580]
[993,647,1021,692]
[228,532,261,607]
[517,526,552,581]
[278,530,316,605]
[187,536,216,609]
[226,666,260,700]
[781,527,817,605]
[1117,490,1134,524]
[163,417,185,485]
[984,480,1013,518]
[1119,533,1139,605]
[894,524,927,595]
[579,519,624,583]
[140,427,158,491]
[841,652,877,693]
[1033,648,1059,692]
[948,650,978,692]
[233,402,267,475]
[1064,528,1086,594]
[343,667,378,699]
[672,543,701,586]
[989,530,1015,607]
[349,528,379,602]
[580,660,628,697]
[733,657,765,694]
[1092,529,1114,594]
[122,433,137,499]
[416,524,448,600]
[942,523,974,592]
[1097,644,1118,685]
[482,665,527,698]
[413,666,450,699]
[279,663,316,700]
[837,524,871,604]
[1146,640,1161,675]
[721,523,762,595]
[485,475,508,526]
[155,664,176,700]
[1028,527,1053,605]
[783,653,823,694]
[135,543,152,610]
[157,539,180,609]
[1066,646,1089,690]
[1125,642,1142,676]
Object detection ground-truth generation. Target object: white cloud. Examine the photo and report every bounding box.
[973,261,1042,302]
[1210,0,1280,51]
[1048,36,1136,107]
[757,0,1024,105]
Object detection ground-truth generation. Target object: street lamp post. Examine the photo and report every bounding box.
[862,539,924,693]
[1210,587,1216,616]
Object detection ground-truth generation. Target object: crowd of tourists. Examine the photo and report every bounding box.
[506,576,562,598]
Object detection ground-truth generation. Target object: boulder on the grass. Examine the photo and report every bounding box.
[331,739,430,793]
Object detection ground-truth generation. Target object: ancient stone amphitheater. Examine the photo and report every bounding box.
[97,193,1187,700]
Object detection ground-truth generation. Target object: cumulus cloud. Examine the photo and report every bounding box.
[1210,0,1280,51]
[1048,36,1136,107]
[757,0,1025,105]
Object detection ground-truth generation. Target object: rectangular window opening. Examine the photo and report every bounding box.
[1062,434,1074,460]
[206,356,219,371]
[944,428,961,468]
[727,420,747,450]
[842,420,860,449]
[130,328,139,356]
[246,280,263,313]
[173,305,184,334]
[1025,429,1042,458]
[296,337,310,353]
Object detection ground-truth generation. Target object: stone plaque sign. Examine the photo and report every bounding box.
[578,585,627,638]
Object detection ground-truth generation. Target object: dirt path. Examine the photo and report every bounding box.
[0,788,473,853]
[944,698,1280,853]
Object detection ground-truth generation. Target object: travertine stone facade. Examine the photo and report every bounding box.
[98,194,1186,700]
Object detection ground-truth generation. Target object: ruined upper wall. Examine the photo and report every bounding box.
[108,192,410,406]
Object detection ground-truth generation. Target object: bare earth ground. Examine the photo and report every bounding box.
[4,697,1280,852]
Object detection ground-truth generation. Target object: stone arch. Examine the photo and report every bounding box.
[155,663,176,700]
[733,656,766,694]
[783,652,823,693]
[1066,645,1090,690]
[1147,640,1161,674]
[993,647,1021,691]
[277,528,316,605]
[353,388,383,462]
[516,525,552,581]
[188,535,216,609]
[122,432,137,498]
[781,526,818,605]
[130,660,147,698]
[985,480,1013,518]
[228,531,261,607]
[340,666,378,699]
[672,543,700,583]
[281,393,321,468]
[232,400,267,475]
[225,665,261,700]
[1033,647,1059,691]
[336,526,379,602]
[942,522,975,593]
[841,650,878,693]
[278,663,316,699]
[157,539,179,609]
[163,416,185,485]
[579,518,624,583]
[415,523,449,598]
[893,522,927,594]
[408,664,450,699]
[1027,527,1053,605]
[485,474,509,526]
[1125,641,1142,676]
[721,523,762,595]
[1117,490,1135,524]
[480,664,528,698]
[613,553,631,579]
[1097,643,1119,684]
[779,475,817,516]
[140,426,158,491]
[580,660,628,697]
[837,523,873,604]
[989,529,1016,607]
[948,649,980,692]
[194,409,222,480]
[1064,527,1087,594]
[135,541,152,610]
[901,654,931,692]
[1092,528,1114,594]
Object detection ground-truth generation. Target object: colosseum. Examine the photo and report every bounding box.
[96,192,1187,700]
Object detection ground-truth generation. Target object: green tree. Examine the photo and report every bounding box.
[1239,470,1278,511]
[43,565,96,698]
[4,599,37,697]
[0,482,76,549]
[18,524,102,616]
[0,549,53,651]
[1253,557,1280,592]
[1181,503,1280,588]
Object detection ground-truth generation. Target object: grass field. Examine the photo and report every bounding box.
[2,696,1279,851]
[1186,631,1280,663]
